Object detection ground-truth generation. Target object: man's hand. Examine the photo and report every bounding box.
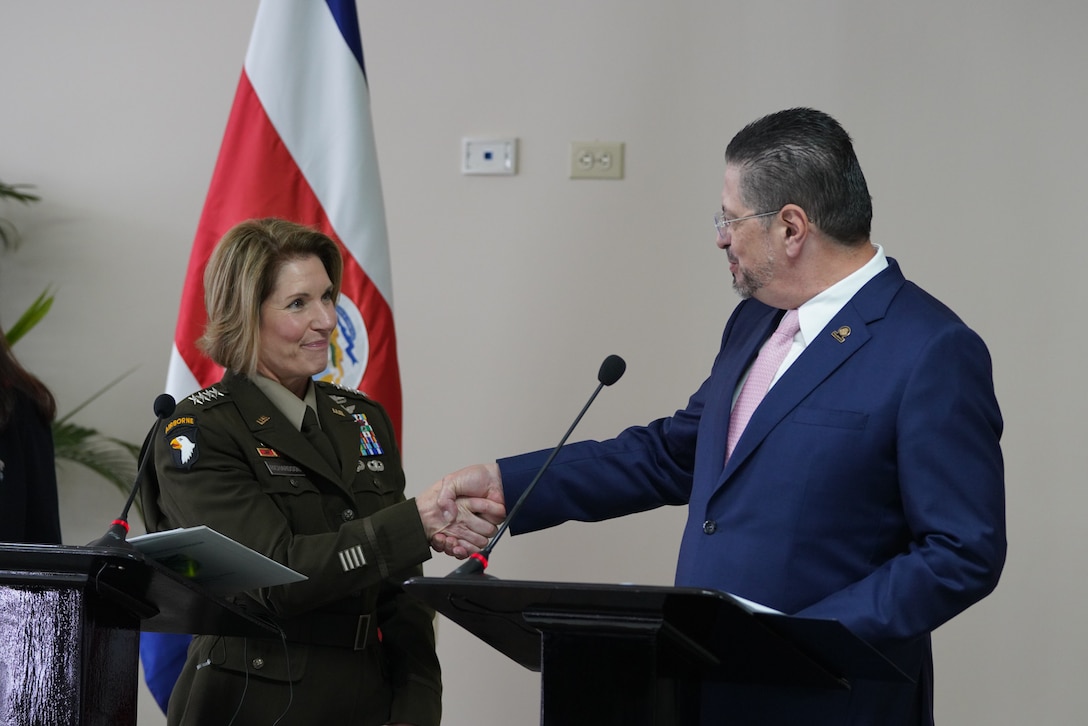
[416,462,506,559]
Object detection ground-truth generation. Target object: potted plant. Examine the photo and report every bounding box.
[1,179,140,507]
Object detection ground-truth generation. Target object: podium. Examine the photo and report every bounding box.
[0,543,276,726]
[405,576,910,726]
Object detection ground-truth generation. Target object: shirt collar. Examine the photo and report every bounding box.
[252,375,318,431]
[796,244,888,346]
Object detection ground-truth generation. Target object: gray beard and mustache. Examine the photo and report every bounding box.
[729,243,776,299]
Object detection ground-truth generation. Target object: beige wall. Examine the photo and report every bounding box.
[2,1,1083,723]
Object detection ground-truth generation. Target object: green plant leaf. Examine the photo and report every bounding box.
[52,420,142,516]
[0,181,41,204]
[0,219,18,251]
[55,365,139,424]
[2,179,142,514]
[51,368,142,514]
[3,286,55,346]
[0,180,41,251]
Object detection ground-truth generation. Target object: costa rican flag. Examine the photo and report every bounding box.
[164,0,401,434]
[144,1,398,712]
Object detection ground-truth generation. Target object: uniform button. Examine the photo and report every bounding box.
[289,479,299,488]
[341,509,355,522]
[702,520,717,535]
[251,657,265,670]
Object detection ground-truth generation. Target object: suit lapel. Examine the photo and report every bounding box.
[723,305,872,476]
[721,260,905,479]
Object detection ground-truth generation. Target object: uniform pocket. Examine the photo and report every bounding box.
[353,457,400,497]
[260,472,322,496]
[258,466,334,528]
[202,635,308,683]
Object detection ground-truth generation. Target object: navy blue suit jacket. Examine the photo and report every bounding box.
[499,259,1006,725]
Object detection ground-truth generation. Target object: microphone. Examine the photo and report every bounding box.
[88,393,176,548]
[448,354,626,576]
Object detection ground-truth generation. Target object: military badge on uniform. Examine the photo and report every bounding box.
[164,416,199,470]
[187,387,225,406]
[352,413,384,456]
[265,461,304,477]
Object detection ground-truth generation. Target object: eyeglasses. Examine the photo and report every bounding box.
[714,210,778,238]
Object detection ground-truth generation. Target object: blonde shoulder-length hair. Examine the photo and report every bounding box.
[199,218,344,376]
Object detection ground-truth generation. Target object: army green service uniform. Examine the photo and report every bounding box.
[141,371,440,726]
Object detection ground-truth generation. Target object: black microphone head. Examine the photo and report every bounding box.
[153,393,177,418]
[598,355,626,386]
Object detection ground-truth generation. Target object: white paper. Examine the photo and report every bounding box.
[727,593,784,615]
[129,525,307,596]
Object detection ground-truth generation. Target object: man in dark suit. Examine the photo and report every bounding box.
[434,107,1006,725]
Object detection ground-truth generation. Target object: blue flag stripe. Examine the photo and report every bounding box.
[325,0,366,80]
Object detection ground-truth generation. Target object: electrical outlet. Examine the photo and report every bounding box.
[570,141,624,180]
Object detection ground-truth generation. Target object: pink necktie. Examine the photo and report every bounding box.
[726,309,800,462]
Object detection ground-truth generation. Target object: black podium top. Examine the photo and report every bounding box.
[404,576,909,688]
[0,542,275,637]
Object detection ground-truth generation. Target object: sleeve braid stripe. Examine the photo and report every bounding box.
[338,544,367,572]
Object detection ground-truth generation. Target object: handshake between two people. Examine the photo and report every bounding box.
[416,463,508,559]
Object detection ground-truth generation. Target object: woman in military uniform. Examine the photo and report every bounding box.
[141,218,503,725]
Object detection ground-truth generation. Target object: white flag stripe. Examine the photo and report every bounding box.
[165,344,201,402]
[245,1,393,308]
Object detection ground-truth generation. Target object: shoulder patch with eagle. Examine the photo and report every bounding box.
[164,415,200,470]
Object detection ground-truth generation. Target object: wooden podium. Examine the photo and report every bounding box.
[0,543,275,726]
[405,576,910,726]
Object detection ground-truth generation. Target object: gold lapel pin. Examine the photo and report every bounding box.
[256,415,271,425]
[831,326,851,343]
